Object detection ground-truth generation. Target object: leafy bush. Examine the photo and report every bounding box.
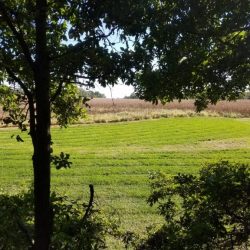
[51,84,87,127]
[0,191,34,249]
[138,161,250,250]
[0,187,118,250]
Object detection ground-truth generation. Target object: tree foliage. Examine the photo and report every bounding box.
[0,188,119,250]
[0,0,149,127]
[51,84,86,127]
[138,161,250,250]
[133,0,250,110]
[79,89,106,99]
[124,92,139,99]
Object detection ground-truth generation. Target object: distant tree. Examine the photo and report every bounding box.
[80,89,106,99]
[241,92,250,99]
[124,92,139,99]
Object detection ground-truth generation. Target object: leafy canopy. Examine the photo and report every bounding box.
[1,0,249,119]
[0,0,151,127]
[133,0,250,110]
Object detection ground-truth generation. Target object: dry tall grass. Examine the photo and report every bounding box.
[1,99,250,126]
[77,98,250,124]
[88,98,250,115]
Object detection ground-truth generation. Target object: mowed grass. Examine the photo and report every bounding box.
[1,117,250,246]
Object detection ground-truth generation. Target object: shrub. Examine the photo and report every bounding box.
[0,191,34,249]
[138,161,250,250]
[0,186,118,250]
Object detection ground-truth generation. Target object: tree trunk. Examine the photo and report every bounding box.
[33,0,51,249]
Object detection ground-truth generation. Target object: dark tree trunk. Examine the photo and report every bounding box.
[33,0,51,249]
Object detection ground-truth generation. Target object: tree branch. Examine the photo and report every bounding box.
[49,26,117,62]
[217,30,248,48]
[4,66,32,98]
[50,75,91,103]
[0,2,35,71]
[49,43,86,61]
[50,73,91,103]
[51,71,71,102]
[69,81,90,86]
[82,184,94,221]
[16,218,34,248]
[50,80,64,102]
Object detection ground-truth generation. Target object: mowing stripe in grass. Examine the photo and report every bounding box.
[1,117,250,247]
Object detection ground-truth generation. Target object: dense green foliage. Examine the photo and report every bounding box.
[242,92,250,99]
[139,161,250,249]
[134,0,250,110]
[51,84,87,127]
[0,83,86,130]
[0,85,28,131]
[0,188,118,250]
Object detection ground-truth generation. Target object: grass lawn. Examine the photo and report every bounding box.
[1,117,250,248]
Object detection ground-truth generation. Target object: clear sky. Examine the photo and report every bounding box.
[91,83,134,98]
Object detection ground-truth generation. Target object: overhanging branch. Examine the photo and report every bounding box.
[4,65,32,98]
[51,74,93,102]
[50,80,64,102]
[0,2,35,71]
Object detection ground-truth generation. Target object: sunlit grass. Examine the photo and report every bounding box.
[1,117,250,248]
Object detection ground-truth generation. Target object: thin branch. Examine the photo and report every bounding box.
[20,101,30,121]
[49,43,86,61]
[108,85,115,111]
[185,25,250,41]
[82,184,94,221]
[0,2,35,71]
[4,66,32,98]
[59,78,90,86]
[96,26,117,39]
[217,30,247,48]
[74,74,91,79]
[50,80,64,102]
[50,26,118,61]
[16,218,34,247]
[68,80,90,86]
[51,72,94,102]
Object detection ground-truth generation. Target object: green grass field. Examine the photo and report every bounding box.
[1,117,250,248]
